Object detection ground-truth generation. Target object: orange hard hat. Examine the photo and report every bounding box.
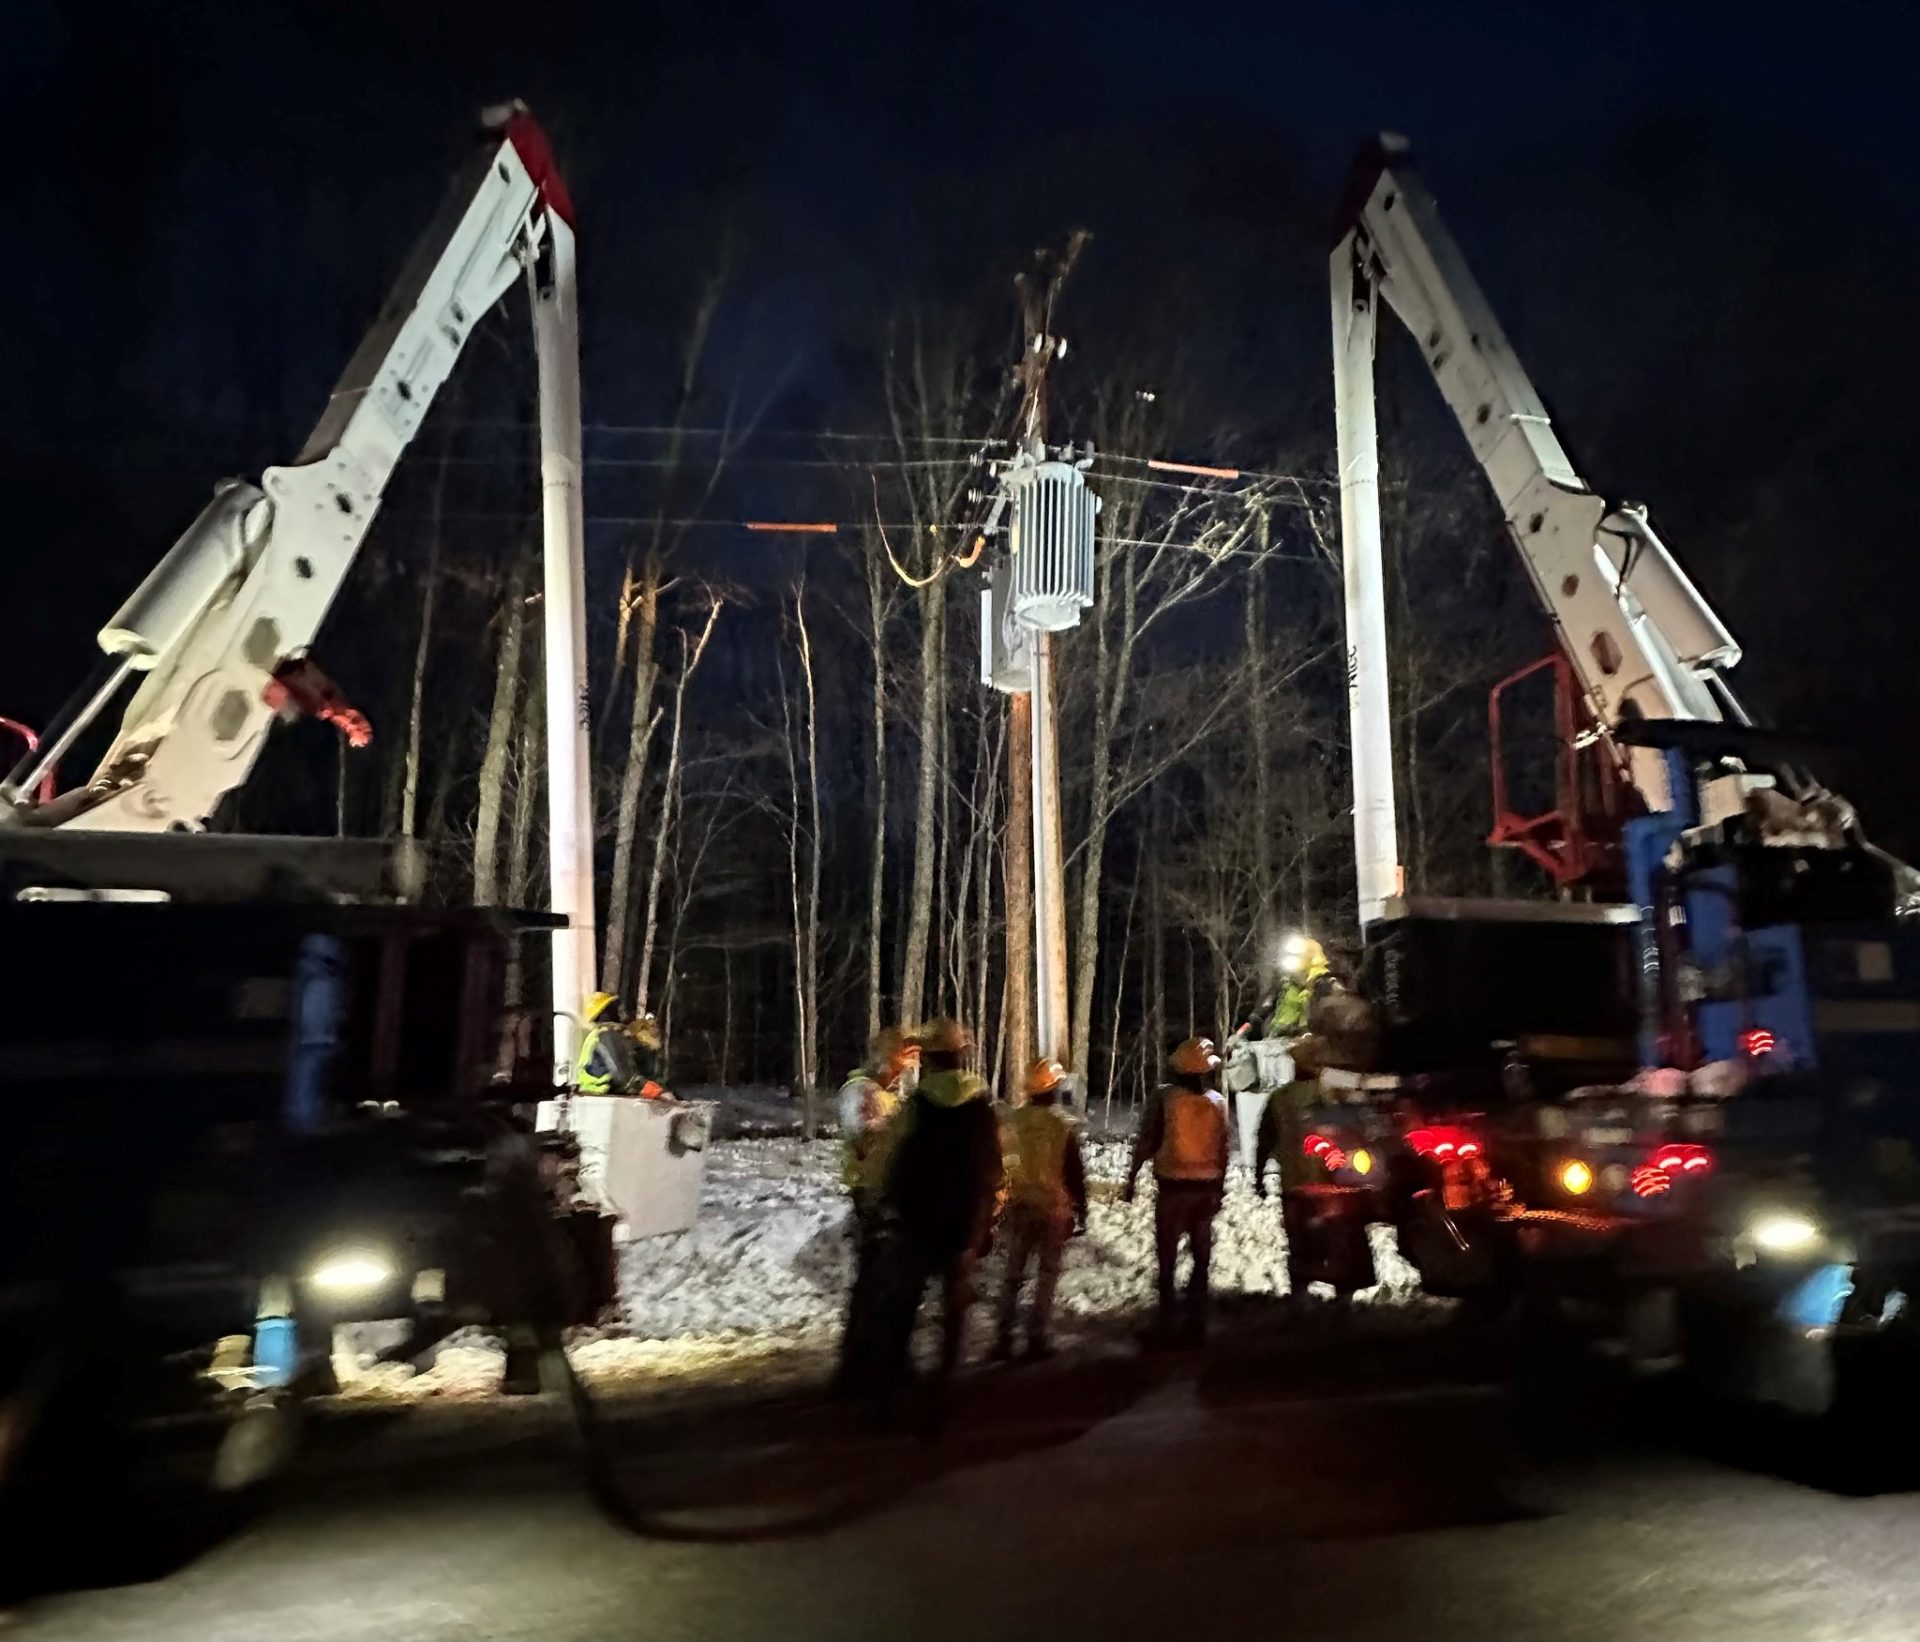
[1169,1037,1221,1077]
[1024,1057,1066,1097]
[913,1017,972,1055]
[871,1025,916,1063]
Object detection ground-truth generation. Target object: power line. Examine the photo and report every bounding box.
[427,452,975,470]
[455,418,1009,447]
[398,510,1327,562]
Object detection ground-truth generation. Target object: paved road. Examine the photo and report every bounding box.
[12,1314,1920,1641]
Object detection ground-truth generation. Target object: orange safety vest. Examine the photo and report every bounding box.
[1156,1086,1228,1182]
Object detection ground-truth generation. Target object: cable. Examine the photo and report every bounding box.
[424,453,977,471]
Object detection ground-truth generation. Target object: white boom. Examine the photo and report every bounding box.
[1,102,599,1071]
[1331,135,1754,919]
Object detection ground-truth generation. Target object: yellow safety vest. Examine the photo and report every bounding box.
[1001,1103,1073,1211]
[839,1074,903,1194]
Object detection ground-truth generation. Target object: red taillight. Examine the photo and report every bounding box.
[1407,1124,1480,1162]
[1303,1133,1351,1173]
[1637,1142,1710,1197]
[1631,1164,1672,1198]
[1742,1027,1776,1057]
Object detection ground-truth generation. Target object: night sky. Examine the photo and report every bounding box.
[6,0,1919,845]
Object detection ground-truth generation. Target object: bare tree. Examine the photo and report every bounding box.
[603,557,664,989]
[774,585,824,1123]
[636,595,723,1014]
[1060,431,1290,1073]
[398,435,455,840]
[878,313,1005,1024]
[474,552,530,903]
[859,531,895,1039]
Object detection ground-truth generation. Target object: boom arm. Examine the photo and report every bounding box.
[1331,136,1754,918]
[3,103,599,1070]
[5,105,575,836]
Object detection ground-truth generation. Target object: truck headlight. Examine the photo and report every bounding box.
[307,1248,396,1298]
[1749,1212,1821,1256]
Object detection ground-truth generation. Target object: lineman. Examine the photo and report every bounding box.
[628,1009,669,1097]
[1269,934,1333,1038]
[1124,1038,1230,1343]
[830,1027,918,1395]
[993,1058,1088,1362]
[876,1018,1003,1421]
[574,992,639,1094]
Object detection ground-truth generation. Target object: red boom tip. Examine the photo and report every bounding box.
[496,108,576,229]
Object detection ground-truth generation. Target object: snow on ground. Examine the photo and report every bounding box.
[333,1132,1437,1403]
[617,1136,1429,1347]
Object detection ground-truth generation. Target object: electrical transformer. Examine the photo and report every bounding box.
[1004,455,1098,632]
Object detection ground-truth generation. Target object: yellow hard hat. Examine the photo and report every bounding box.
[1024,1057,1066,1098]
[1169,1036,1221,1077]
[913,1017,972,1055]
[585,991,618,1023]
[1281,934,1326,978]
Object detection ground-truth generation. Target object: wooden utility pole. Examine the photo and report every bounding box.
[1004,692,1034,1092]
[1010,231,1089,1082]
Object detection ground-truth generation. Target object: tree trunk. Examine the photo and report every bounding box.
[473,557,528,904]
[1069,562,1137,1074]
[720,945,734,1085]
[399,434,454,840]
[1105,862,1140,1129]
[1246,564,1274,953]
[1148,808,1165,1067]
[636,599,721,1014]
[775,596,817,1136]
[509,701,541,908]
[1004,692,1034,1091]
[898,574,945,1023]
[603,560,664,992]
[504,682,542,1009]
[973,715,997,1081]
[800,598,822,1113]
[864,544,889,1041]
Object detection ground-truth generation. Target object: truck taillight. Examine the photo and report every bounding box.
[1742,1028,1776,1057]
[1631,1164,1671,1199]
[1302,1134,1351,1173]
[1636,1142,1711,1197]
[1406,1125,1479,1162]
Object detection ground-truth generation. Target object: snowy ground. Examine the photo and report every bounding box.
[335,1133,1439,1404]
